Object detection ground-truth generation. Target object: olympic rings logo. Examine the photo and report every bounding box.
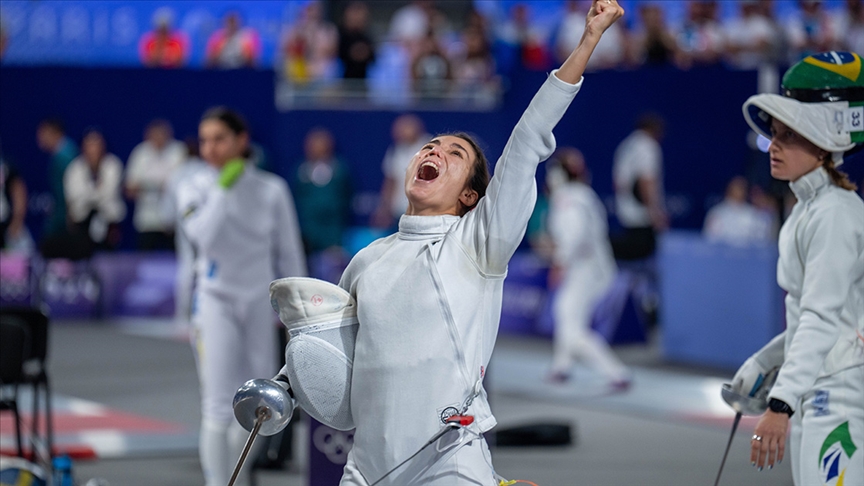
[313,425,354,465]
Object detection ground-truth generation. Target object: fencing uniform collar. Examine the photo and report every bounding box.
[398,214,460,239]
[790,166,830,202]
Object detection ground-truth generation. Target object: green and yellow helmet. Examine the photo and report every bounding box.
[743,51,864,165]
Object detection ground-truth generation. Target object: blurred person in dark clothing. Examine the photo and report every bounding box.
[411,31,451,97]
[629,3,678,67]
[338,1,376,81]
[36,118,78,241]
[452,26,497,98]
[0,151,29,252]
[293,127,353,255]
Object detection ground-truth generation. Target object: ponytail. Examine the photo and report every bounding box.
[823,158,857,192]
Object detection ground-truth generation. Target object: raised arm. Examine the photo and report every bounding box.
[459,0,624,273]
[556,0,625,84]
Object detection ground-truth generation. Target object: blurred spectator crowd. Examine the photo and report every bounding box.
[4,0,859,104]
[167,0,862,81]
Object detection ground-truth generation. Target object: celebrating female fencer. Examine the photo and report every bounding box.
[177,108,306,486]
[732,51,864,484]
[266,2,626,485]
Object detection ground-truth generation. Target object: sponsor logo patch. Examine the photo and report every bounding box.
[813,390,830,417]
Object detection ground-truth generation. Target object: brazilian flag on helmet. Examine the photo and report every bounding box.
[783,51,864,103]
[742,51,864,163]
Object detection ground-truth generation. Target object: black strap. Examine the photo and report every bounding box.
[783,86,864,103]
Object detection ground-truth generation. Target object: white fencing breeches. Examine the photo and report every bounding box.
[551,266,629,382]
[789,365,864,486]
[192,290,277,486]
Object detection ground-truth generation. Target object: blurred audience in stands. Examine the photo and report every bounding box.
[451,24,498,103]
[783,0,842,62]
[139,7,188,68]
[555,0,626,71]
[338,1,376,83]
[675,0,725,68]
[279,1,339,85]
[411,31,452,98]
[125,119,186,251]
[629,3,679,67]
[389,1,452,58]
[205,11,261,69]
[722,0,784,71]
[835,0,864,54]
[497,3,552,71]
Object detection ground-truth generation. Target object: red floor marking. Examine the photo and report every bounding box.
[680,412,761,428]
[0,409,185,434]
[0,444,97,460]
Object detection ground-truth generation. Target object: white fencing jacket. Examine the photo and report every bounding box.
[761,167,864,409]
[177,163,306,300]
[338,71,581,483]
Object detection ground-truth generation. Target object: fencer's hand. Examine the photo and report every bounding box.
[219,159,246,189]
[750,411,788,471]
[586,0,624,38]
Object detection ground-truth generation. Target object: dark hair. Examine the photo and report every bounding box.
[201,107,248,135]
[437,131,490,216]
[81,126,107,151]
[146,118,173,133]
[200,107,252,158]
[39,117,65,133]
[636,113,665,134]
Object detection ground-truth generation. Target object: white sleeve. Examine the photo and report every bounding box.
[460,71,582,273]
[272,181,308,279]
[177,175,230,255]
[770,206,859,407]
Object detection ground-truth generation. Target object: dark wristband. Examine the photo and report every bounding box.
[274,374,295,398]
[768,398,794,417]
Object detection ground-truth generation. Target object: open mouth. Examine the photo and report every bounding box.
[417,161,440,181]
